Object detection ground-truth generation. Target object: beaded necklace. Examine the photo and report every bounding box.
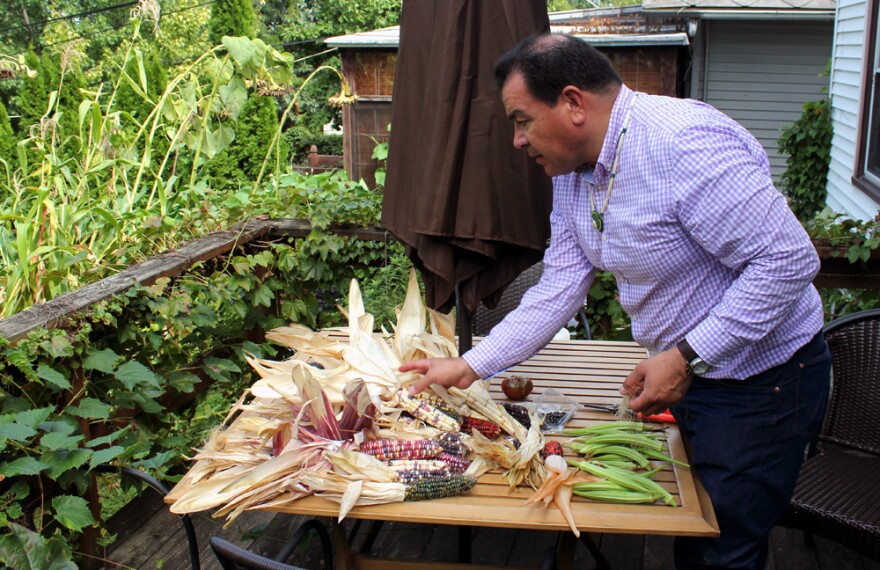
[589,94,639,233]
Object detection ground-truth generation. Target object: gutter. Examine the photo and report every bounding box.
[327,27,691,49]
[642,8,834,20]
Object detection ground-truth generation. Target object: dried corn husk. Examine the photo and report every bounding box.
[172,269,552,524]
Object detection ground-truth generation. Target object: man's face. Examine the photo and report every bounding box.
[501,72,581,177]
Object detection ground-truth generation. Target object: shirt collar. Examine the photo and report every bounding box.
[592,84,635,176]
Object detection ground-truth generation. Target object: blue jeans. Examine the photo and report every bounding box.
[670,332,831,570]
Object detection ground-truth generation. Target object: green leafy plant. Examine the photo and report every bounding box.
[778,71,832,222]
[586,271,631,340]
[804,208,880,320]
[805,208,880,263]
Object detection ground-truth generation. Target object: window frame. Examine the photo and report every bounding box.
[854,0,880,202]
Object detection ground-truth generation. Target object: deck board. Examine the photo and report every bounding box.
[100,501,877,569]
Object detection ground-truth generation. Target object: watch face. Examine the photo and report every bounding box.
[692,359,711,376]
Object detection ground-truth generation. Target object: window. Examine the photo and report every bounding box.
[855,0,880,201]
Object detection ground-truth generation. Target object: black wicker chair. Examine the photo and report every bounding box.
[473,261,591,339]
[783,308,880,560]
[209,519,333,570]
[93,464,200,569]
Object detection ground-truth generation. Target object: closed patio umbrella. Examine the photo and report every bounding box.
[381,0,552,347]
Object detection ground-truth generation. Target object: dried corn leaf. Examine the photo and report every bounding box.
[265,324,345,357]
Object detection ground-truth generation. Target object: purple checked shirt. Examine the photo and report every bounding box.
[464,85,823,381]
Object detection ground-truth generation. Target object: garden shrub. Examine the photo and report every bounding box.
[778,97,832,223]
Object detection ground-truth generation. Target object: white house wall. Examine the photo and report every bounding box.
[827,0,880,218]
[700,20,833,181]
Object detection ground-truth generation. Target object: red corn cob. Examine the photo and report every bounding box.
[461,417,502,439]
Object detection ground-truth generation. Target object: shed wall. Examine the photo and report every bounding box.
[701,19,833,181]
[341,50,395,188]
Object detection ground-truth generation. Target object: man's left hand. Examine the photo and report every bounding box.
[619,349,692,416]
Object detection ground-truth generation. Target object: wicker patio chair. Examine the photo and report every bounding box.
[473,261,591,339]
[93,463,200,570]
[782,308,880,561]
[209,519,333,570]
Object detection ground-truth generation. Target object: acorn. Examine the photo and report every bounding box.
[501,375,533,400]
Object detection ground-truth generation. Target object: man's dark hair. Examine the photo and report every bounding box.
[495,33,622,106]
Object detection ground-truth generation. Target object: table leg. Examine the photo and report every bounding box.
[580,533,611,570]
[557,532,612,570]
[558,532,576,570]
[359,519,384,554]
[332,520,357,570]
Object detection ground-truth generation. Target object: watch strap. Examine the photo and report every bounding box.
[676,338,699,364]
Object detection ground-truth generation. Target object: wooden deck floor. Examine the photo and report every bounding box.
[100,490,880,570]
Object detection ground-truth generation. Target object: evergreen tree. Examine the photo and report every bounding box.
[16,50,49,136]
[207,94,288,189]
[0,100,15,170]
[208,0,257,45]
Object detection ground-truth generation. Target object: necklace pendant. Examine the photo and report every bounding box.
[591,210,604,232]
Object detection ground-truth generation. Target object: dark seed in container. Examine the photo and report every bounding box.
[540,411,568,430]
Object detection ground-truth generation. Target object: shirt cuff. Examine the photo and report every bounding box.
[686,312,741,366]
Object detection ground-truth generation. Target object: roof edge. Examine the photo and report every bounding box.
[641,7,835,19]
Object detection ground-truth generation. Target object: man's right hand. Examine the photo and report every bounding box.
[400,357,480,394]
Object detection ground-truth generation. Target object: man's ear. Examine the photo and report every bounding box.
[560,85,587,126]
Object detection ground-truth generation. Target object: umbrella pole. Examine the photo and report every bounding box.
[453,283,473,564]
[455,283,474,353]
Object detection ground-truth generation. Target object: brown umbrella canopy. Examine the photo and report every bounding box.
[381,0,553,316]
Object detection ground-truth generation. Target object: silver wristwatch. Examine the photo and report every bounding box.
[677,338,710,376]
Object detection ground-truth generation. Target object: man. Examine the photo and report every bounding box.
[401,34,831,569]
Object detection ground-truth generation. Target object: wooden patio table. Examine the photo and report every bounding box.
[166,338,719,569]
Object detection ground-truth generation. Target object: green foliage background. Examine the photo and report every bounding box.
[778,98,832,222]
[209,0,258,44]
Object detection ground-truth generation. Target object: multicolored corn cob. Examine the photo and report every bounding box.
[404,474,477,501]
[415,392,463,423]
[434,432,469,456]
[437,452,472,473]
[392,390,461,432]
[541,440,564,459]
[394,470,448,484]
[397,412,417,425]
[503,403,532,429]
[462,416,502,439]
[388,459,450,478]
[359,438,442,461]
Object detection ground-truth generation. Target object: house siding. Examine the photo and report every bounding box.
[827,0,880,218]
[700,20,834,181]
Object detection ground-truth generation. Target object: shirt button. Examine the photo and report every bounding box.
[602,235,609,242]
